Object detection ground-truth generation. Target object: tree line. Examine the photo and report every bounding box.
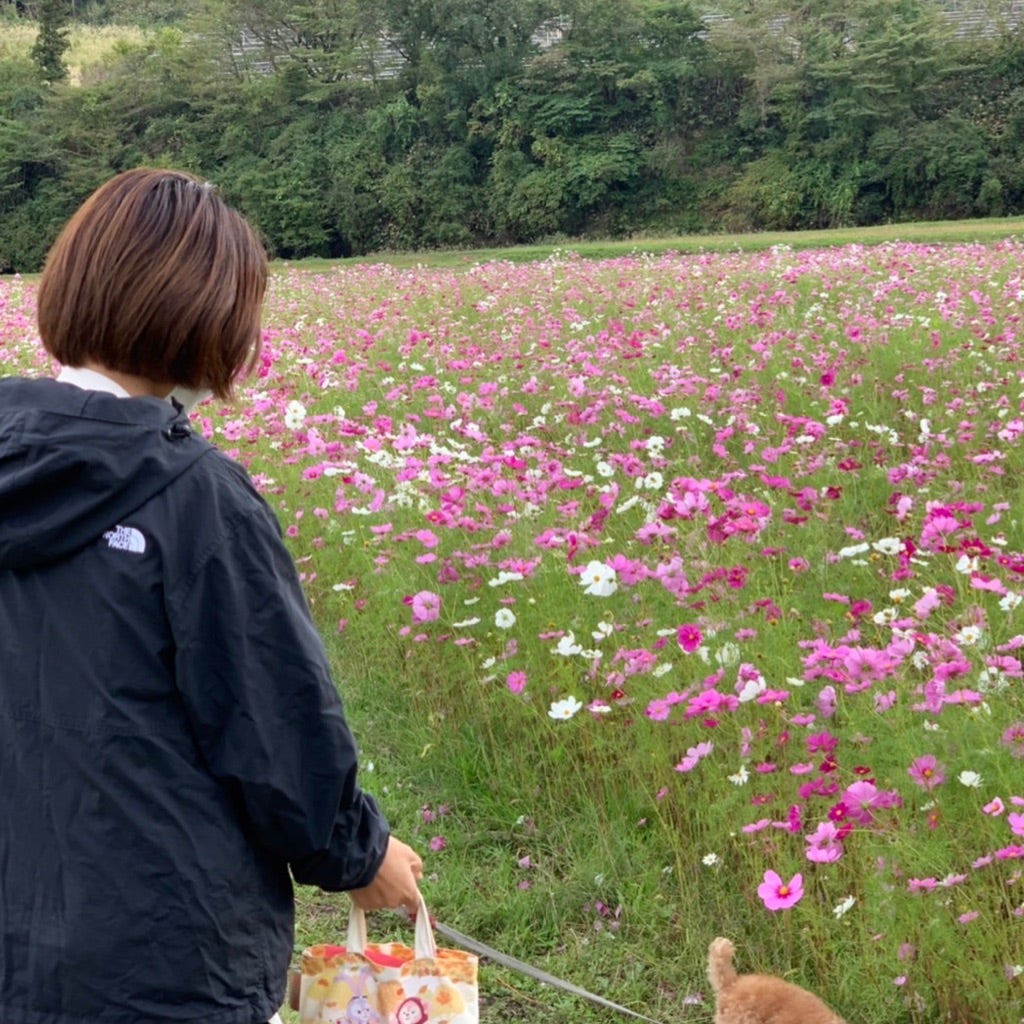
[2,0,1024,271]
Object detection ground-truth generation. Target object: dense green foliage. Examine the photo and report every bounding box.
[2,0,1024,269]
[28,0,70,81]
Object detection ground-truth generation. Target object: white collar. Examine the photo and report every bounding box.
[56,366,133,399]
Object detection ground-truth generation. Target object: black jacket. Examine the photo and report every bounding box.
[0,377,390,1024]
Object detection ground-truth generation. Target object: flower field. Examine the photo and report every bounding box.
[4,241,1024,1022]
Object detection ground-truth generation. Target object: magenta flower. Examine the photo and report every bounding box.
[409,590,441,624]
[677,623,703,653]
[506,671,527,695]
[1009,812,1024,838]
[1002,723,1024,759]
[757,870,804,911]
[907,754,946,790]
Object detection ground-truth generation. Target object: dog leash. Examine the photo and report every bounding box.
[407,910,667,1024]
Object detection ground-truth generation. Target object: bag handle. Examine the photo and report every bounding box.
[347,892,437,960]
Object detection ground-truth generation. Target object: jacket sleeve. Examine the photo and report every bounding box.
[167,497,389,892]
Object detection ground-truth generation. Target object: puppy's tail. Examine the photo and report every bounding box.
[707,937,738,995]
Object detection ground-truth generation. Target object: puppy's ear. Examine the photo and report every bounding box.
[708,937,738,995]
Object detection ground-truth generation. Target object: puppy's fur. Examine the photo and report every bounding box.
[707,937,848,1024]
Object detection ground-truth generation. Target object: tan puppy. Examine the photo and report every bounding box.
[708,937,848,1024]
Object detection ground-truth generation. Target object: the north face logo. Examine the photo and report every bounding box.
[103,525,146,553]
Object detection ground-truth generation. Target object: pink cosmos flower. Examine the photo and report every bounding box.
[1009,812,1024,838]
[983,797,1005,816]
[677,624,703,653]
[684,689,740,718]
[816,685,837,718]
[806,731,838,754]
[506,671,527,695]
[1002,722,1024,759]
[409,590,441,624]
[874,690,897,712]
[674,741,714,773]
[907,754,946,790]
[805,822,844,863]
[757,870,804,911]
[756,689,789,705]
[994,845,1024,860]
[841,781,882,825]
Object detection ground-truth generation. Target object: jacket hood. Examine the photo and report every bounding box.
[0,377,211,570]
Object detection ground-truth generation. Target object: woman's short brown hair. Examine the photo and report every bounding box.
[37,168,268,400]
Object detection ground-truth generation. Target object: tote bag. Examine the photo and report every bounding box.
[293,896,478,1024]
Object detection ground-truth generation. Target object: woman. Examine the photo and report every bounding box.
[0,169,422,1024]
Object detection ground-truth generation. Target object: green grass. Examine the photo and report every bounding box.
[277,216,1024,272]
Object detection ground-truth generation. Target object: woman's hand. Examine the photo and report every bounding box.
[348,836,424,914]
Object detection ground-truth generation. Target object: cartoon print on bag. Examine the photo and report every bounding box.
[395,996,428,1024]
[347,994,379,1024]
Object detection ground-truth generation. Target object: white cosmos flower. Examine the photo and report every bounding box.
[284,400,307,429]
[702,853,720,867]
[957,770,983,788]
[580,560,618,597]
[494,609,516,629]
[1000,592,1022,612]
[955,625,982,646]
[636,471,664,491]
[727,766,749,786]
[715,642,740,668]
[488,571,524,587]
[737,675,766,703]
[452,617,481,628]
[553,632,583,657]
[832,895,856,919]
[872,537,903,555]
[838,542,871,559]
[548,696,583,720]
